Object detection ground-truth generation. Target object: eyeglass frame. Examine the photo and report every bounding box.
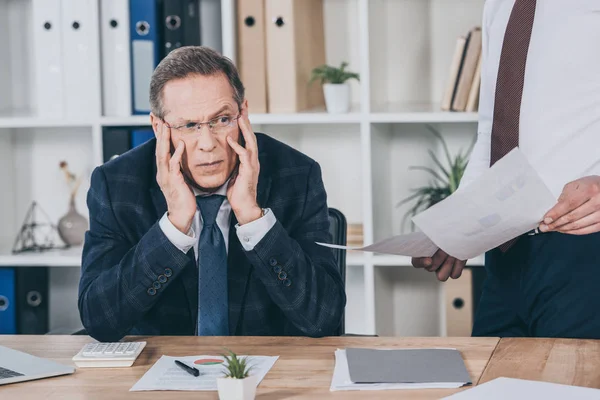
[161,110,242,135]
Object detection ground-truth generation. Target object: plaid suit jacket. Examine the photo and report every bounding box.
[78,133,346,342]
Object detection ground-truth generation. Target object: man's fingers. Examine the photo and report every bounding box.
[436,257,456,282]
[238,107,258,153]
[450,260,466,279]
[156,121,171,172]
[542,199,596,231]
[169,140,185,173]
[543,191,588,225]
[412,257,432,269]
[428,249,449,272]
[556,210,600,233]
[559,222,600,235]
[227,136,250,163]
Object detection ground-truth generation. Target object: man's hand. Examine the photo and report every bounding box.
[540,175,600,235]
[226,107,262,225]
[155,121,196,234]
[412,249,466,281]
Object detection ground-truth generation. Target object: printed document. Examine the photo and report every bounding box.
[130,355,278,391]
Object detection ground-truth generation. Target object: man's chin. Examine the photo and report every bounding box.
[189,175,227,193]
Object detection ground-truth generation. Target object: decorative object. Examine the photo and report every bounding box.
[12,201,67,254]
[57,161,88,247]
[397,125,475,232]
[309,61,359,114]
[216,349,256,400]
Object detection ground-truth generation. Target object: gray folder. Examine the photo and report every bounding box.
[345,348,472,385]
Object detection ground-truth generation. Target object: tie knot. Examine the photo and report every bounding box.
[196,195,225,227]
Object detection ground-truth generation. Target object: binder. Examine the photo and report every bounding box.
[31,0,65,118]
[200,0,223,53]
[183,0,201,46]
[237,0,268,113]
[445,268,473,337]
[451,27,482,112]
[0,268,16,334]
[130,0,161,114]
[131,129,155,147]
[16,267,49,335]
[61,0,101,119]
[441,36,467,111]
[162,0,185,58]
[102,128,131,162]
[100,0,133,117]
[265,0,326,113]
[465,52,482,112]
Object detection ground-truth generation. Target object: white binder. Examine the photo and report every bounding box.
[61,0,101,118]
[31,0,65,118]
[100,0,132,117]
[200,0,223,53]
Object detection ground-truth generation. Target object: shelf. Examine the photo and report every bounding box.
[0,111,93,128]
[0,247,83,267]
[373,254,485,267]
[346,253,366,266]
[370,103,478,124]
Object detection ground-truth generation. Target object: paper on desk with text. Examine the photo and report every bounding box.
[130,355,278,391]
[413,148,557,260]
[317,231,438,258]
[331,349,466,391]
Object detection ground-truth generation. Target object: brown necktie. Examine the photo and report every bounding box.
[490,0,537,251]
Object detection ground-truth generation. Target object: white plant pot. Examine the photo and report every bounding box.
[323,83,351,114]
[217,376,257,400]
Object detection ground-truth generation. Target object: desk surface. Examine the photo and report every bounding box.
[0,335,499,399]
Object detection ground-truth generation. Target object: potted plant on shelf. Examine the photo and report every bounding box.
[216,349,256,400]
[309,61,359,114]
[397,125,475,232]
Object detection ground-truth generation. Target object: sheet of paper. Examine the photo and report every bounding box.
[442,377,600,399]
[330,349,466,391]
[130,355,278,391]
[317,231,438,258]
[413,148,557,260]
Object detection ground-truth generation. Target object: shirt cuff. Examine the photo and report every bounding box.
[235,208,277,251]
[159,212,196,254]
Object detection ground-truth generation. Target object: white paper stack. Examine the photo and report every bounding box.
[330,349,471,391]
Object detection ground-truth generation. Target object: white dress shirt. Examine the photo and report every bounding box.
[460,0,600,198]
[159,182,276,259]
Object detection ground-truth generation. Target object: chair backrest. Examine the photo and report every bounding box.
[328,207,347,336]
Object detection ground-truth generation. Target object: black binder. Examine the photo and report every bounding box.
[183,0,201,46]
[16,267,49,334]
[102,128,131,162]
[162,0,185,57]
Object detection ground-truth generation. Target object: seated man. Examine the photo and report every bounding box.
[78,46,346,342]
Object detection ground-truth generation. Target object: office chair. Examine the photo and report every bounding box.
[74,208,350,337]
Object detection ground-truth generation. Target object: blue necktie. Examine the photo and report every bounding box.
[196,195,229,336]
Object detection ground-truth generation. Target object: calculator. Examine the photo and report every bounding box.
[72,341,147,368]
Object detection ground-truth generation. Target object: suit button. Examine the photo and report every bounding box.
[147,287,157,296]
[269,258,277,266]
[278,271,287,280]
[153,281,161,290]
[283,279,291,287]
[164,268,173,277]
[273,265,282,274]
[158,274,167,283]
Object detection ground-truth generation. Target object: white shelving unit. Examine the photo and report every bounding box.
[0,0,485,336]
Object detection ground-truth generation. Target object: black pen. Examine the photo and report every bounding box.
[174,359,200,377]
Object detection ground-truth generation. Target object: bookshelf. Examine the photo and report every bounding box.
[0,0,485,336]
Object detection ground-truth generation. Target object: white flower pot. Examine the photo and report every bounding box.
[217,376,257,400]
[323,83,351,114]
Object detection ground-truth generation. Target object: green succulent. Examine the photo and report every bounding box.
[398,125,475,232]
[309,61,360,85]
[221,348,252,379]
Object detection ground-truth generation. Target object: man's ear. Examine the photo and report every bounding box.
[149,113,160,138]
[241,99,249,116]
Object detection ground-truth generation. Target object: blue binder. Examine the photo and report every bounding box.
[0,268,16,334]
[131,129,155,147]
[130,0,161,114]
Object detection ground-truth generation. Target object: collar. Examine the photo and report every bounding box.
[192,178,230,198]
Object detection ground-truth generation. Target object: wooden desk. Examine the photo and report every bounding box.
[0,335,498,399]
[480,337,600,389]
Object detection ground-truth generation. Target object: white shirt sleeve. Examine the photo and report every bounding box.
[235,208,277,251]
[159,212,196,254]
[459,2,493,190]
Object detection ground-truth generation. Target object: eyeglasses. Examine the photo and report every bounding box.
[163,113,241,135]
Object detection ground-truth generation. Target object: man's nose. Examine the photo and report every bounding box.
[194,128,218,151]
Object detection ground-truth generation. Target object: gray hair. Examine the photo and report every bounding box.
[149,46,245,119]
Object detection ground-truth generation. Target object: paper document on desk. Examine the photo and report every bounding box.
[330,349,470,391]
[130,355,278,391]
[442,377,600,399]
[318,148,556,260]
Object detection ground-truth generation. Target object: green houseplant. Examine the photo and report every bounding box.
[216,349,256,400]
[397,125,475,232]
[309,61,359,114]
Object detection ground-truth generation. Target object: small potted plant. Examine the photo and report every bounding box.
[309,61,359,114]
[216,349,256,400]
